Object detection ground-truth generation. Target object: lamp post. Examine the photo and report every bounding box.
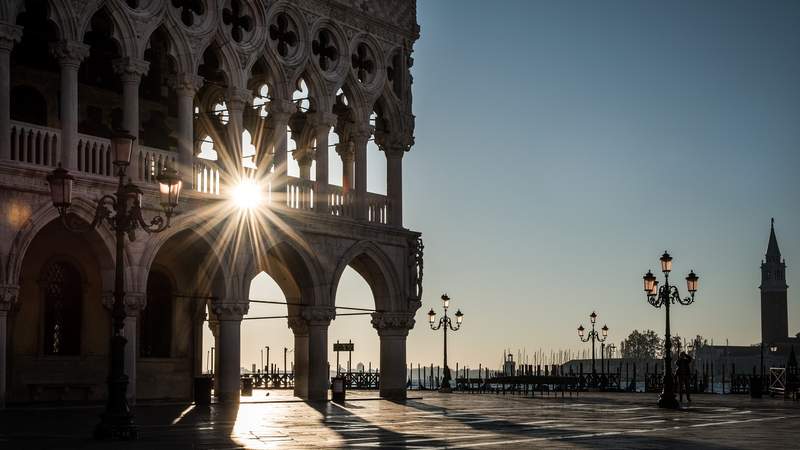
[607,343,616,374]
[643,251,699,409]
[428,293,464,393]
[577,311,608,384]
[46,131,182,439]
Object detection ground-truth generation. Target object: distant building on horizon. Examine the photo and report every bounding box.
[760,219,798,347]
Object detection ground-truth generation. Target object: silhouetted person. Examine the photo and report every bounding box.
[676,351,693,403]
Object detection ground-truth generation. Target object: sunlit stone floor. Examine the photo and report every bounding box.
[1,390,798,449]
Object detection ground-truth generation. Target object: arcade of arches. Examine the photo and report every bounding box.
[0,0,422,407]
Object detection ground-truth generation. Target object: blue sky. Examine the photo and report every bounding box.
[225,0,800,372]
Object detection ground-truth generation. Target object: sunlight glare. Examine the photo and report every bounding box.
[233,179,263,209]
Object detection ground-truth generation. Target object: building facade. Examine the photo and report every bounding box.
[0,0,422,406]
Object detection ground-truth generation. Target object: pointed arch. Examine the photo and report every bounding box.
[331,241,402,313]
[5,197,116,290]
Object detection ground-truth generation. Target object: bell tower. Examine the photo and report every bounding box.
[760,218,788,345]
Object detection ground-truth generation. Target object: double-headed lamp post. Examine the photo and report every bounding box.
[577,311,608,380]
[428,293,464,393]
[643,251,699,409]
[46,131,182,439]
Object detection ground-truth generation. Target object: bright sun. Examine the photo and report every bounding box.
[232,178,263,209]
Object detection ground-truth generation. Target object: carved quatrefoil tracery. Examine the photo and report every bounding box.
[312,29,338,71]
[223,0,253,43]
[269,12,298,59]
[351,42,375,84]
[171,0,205,27]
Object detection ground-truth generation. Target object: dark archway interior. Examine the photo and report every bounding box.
[141,269,173,357]
[10,86,48,125]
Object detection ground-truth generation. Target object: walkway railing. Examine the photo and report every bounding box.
[10,121,59,168]
[138,145,177,184]
[5,121,394,224]
[286,178,314,210]
[367,192,388,224]
[328,185,354,218]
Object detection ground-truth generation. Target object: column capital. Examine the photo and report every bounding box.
[169,73,204,96]
[211,301,249,321]
[307,111,338,132]
[302,306,336,325]
[113,57,150,83]
[50,40,90,68]
[0,23,22,52]
[371,311,415,336]
[376,131,413,156]
[287,315,308,335]
[0,284,19,312]
[267,99,297,124]
[349,125,373,146]
[335,141,354,160]
[227,87,253,109]
[102,291,146,316]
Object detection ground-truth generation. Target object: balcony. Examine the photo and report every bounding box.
[8,120,392,226]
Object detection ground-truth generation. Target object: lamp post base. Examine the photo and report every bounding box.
[94,335,137,440]
[438,386,452,393]
[94,414,138,440]
[657,392,679,409]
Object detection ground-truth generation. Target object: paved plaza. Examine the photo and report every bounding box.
[1,391,798,449]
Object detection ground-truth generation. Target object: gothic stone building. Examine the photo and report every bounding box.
[0,0,422,406]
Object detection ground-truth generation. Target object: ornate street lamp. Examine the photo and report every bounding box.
[46,131,182,439]
[428,293,464,393]
[642,251,698,409]
[577,311,608,385]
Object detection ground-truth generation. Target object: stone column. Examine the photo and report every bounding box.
[288,316,309,398]
[351,129,371,220]
[226,87,252,178]
[267,99,294,176]
[306,307,334,401]
[372,312,415,400]
[207,313,220,391]
[384,146,406,227]
[0,285,18,408]
[336,141,355,193]
[172,74,202,189]
[113,57,149,181]
[0,24,22,162]
[211,302,248,403]
[193,301,206,376]
[311,112,336,213]
[50,41,89,170]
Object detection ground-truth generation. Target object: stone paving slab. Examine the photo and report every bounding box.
[1,391,798,449]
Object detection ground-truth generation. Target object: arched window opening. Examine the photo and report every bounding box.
[42,261,82,356]
[292,78,310,111]
[80,8,121,93]
[254,84,270,118]
[214,101,229,125]
[287,125,299,177]
[10,86,48,126]
[328,127,342,186]
[336,88,348,107]
[198,136,218,160]
[242,129,257,169]
[367,111,386,195]
[12,0,59,72]
[141,270,173,358]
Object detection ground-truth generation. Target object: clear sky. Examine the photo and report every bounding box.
[212,0,800,373]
